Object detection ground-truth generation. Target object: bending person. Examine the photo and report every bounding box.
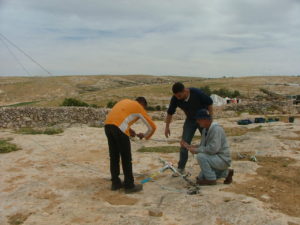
[104,97,157,193]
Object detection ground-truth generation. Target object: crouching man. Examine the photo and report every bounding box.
[182,109,233,185]
[104,97,157,193]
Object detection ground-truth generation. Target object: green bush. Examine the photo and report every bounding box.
[147,106,155,111]
[200,85,212,96]
[155,105,161,111]
[200,86,240,98]
[107,100,117,108]
[89,104,99,108]
[61,98,89,107]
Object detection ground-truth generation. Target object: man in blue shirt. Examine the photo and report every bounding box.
[165,82,213,175]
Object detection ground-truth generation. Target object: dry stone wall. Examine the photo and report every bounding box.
[0,107,108,128]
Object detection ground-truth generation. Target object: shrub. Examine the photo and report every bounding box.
[61,98,89,107]
[200,85,212,96]
[106,100,117,108]
[200,86,241,98]
[147,106,155,111]
[155,105,161,111]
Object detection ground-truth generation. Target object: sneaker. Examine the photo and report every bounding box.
[172,168,185,177]
[124,184,143,194]
[224,169,234,184]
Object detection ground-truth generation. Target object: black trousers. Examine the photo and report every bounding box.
[104,124,134,188]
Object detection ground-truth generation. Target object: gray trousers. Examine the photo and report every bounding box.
[197,153,229,180]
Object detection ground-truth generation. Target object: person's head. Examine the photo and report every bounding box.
[195,109,212,128]
[136,97,148,109]
[172,82,189,100]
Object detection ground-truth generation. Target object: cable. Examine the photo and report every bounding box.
[0,35,31,76]
[0,33,53,76]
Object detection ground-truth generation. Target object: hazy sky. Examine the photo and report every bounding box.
[0,0,300,77]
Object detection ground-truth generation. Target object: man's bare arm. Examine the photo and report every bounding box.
[164,114,173,138]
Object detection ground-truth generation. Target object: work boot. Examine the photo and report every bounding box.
[111,179,123,191]
[124,184,143,194]
[224,169,234,184]
[172,168,185,177]
[196,178,217,186]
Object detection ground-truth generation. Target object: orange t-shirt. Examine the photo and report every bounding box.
[105,99,156,139]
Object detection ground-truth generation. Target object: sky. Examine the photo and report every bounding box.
[0,0,300,77]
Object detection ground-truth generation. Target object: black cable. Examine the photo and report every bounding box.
[0,35,31,76]
[0,32,53,76]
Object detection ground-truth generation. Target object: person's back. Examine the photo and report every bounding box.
[105,99,156,139]
[104,97,156,193]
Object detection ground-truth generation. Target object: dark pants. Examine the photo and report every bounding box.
[104,124,134,188]
[178,119,203,169]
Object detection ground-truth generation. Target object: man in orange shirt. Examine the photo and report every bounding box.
[104,97,157,193]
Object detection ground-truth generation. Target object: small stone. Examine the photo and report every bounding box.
[148,209,163,217]
[223,197,232,202]
[241,198,252,204]
[261,194,270,200]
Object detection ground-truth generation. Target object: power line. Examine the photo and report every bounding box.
[0,35,32,76]
[0,32,53,76]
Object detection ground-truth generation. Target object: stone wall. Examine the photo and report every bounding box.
[0,107,108,128]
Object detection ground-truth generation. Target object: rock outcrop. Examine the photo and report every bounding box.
[0,107,107,128]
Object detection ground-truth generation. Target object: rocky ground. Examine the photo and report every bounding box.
[0,116,299,225]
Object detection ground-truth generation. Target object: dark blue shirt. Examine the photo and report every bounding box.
[167,88,213,120]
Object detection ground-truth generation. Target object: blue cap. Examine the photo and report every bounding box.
[195,109,211,120]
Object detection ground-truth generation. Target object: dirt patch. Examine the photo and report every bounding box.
[5,175,26,184]
[231,151,257,161]
[216,218,234,225]
[223,126,262,136]
[6,167,22,172]
[93,190,138,205]
[224,156,300,217]
[7,212,32,225]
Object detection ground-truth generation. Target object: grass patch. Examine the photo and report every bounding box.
[7,212,31,225]
[138,146,179,153]
[1,101,40,107]
[16,127,64,135]
[276,135,300,141]
[0,138,20,153]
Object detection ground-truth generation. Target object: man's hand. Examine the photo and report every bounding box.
[165,126,171,138]
[129,129,136,137]
[180,140,189,148]
[181,140,197,154]
[137,133,145,139]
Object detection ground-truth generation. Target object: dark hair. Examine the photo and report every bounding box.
[136,97,148,107]
[172,82,185,94]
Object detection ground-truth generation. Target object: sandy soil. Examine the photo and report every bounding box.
[0,117,300,225]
